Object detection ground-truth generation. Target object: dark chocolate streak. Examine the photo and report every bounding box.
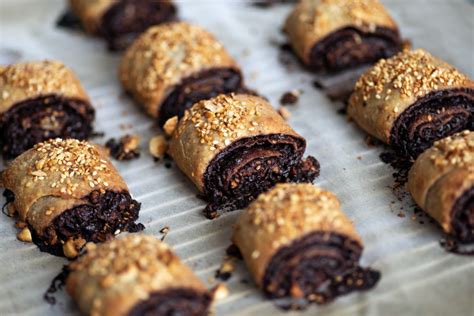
[100,0,177,50]
[263,232,380,307]
[158,68,245,126]
[309,27,402,72]
[390,88,474,159]
[203,134,320,218]
[128,288,212,316]
[29,190,143,257]
[451,186,474,243]
[0,94,94,159]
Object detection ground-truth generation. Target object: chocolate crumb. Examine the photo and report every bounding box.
[44,266,70,305]
[159,226,170,241]
[313,80,324,89]
[215,259,235,281]
[226,244,243,260]
[397,212,405,218]
[280,90,300,106]
[106,135,141,161]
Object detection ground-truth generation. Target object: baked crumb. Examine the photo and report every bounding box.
[278,107,291,120]
[149,134,168,160]
[280,90,300,105]
[17,227,32,242]
[212,283,229,300]
[105,135,141,161]
[163,116,178,136]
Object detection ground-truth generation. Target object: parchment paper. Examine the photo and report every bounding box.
[0,0,473,315]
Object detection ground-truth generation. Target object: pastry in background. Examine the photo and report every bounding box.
[233,183,380,304]
[285,0,402,72]
[408,131,473,242]
[120,22,248,127]
[348,49,474,159]
[0,60,95,159]
[66,235,212,316]
[68,0,177,50]
[167,93,319,218]
[1,138,143,258]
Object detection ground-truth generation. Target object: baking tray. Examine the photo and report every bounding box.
[0,0,473,315]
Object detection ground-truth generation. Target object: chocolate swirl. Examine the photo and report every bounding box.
[203,134,319,218]
[309,26,401,72]
[391,88,474,158]
[0,95,94,159]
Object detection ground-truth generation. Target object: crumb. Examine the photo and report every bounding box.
[411,215,417,221]
[278,107,291,120]
[149,134,168,160]
[212,283,229,300]
[106,135,141,161]
[215,259,235,281]
[17,227,32,242]
[280,90,300,106]
[397,212,405,218]
[91,131,105,138]
[313,80,324,89]
[356,156,362,160]
[163,116,178,137]
[159,226,170,241]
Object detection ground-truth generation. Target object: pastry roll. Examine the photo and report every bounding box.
[348,49,474,158]
[1,138,143,257]
[284,0,402,72]
[120,22,245,126]
[69,0,177,50]
[408,131,473,242]
[0,60,95,159]
[233,183,380,302]
[168,93,320,218]
[66,235,212,316]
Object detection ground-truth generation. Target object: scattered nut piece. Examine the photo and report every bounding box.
[278,107,291,120]
[63,239,79,258]
[17,227,32,242]
[213,283,229,300]
[163,116,178,136]
[149,134,168,160]
[106,134,141,161]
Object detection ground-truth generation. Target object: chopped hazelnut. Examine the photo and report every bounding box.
[17,228,32,242]
[149,134,168,159]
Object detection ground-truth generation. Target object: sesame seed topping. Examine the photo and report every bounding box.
[182,94,254,150]
[354,49,468,102]
[428,130,473,170]
[27,138,109,194]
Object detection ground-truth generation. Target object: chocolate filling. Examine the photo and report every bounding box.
[263,232,380,306]
[451,186,474,243]
[128,288,212,316]
[27,190,143,257]
[158,68,245,126]
[390,88,474,159]
[100,0,177,50]
[309,26,402,72]
[203,134,320,218]
[0,94,94,159]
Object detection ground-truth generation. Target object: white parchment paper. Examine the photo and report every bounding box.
[0,0,473,315]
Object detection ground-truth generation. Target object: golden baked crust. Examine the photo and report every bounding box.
[119,22,239,118]
[69,0,118,34]
[1,138,128,234]
[66,235,209,316]
[0,60,89,114]
[167,93,302,192]
[407,130,474,233]
[232,183,362,286]
[348,49,474,143]
[284,0,397,65]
